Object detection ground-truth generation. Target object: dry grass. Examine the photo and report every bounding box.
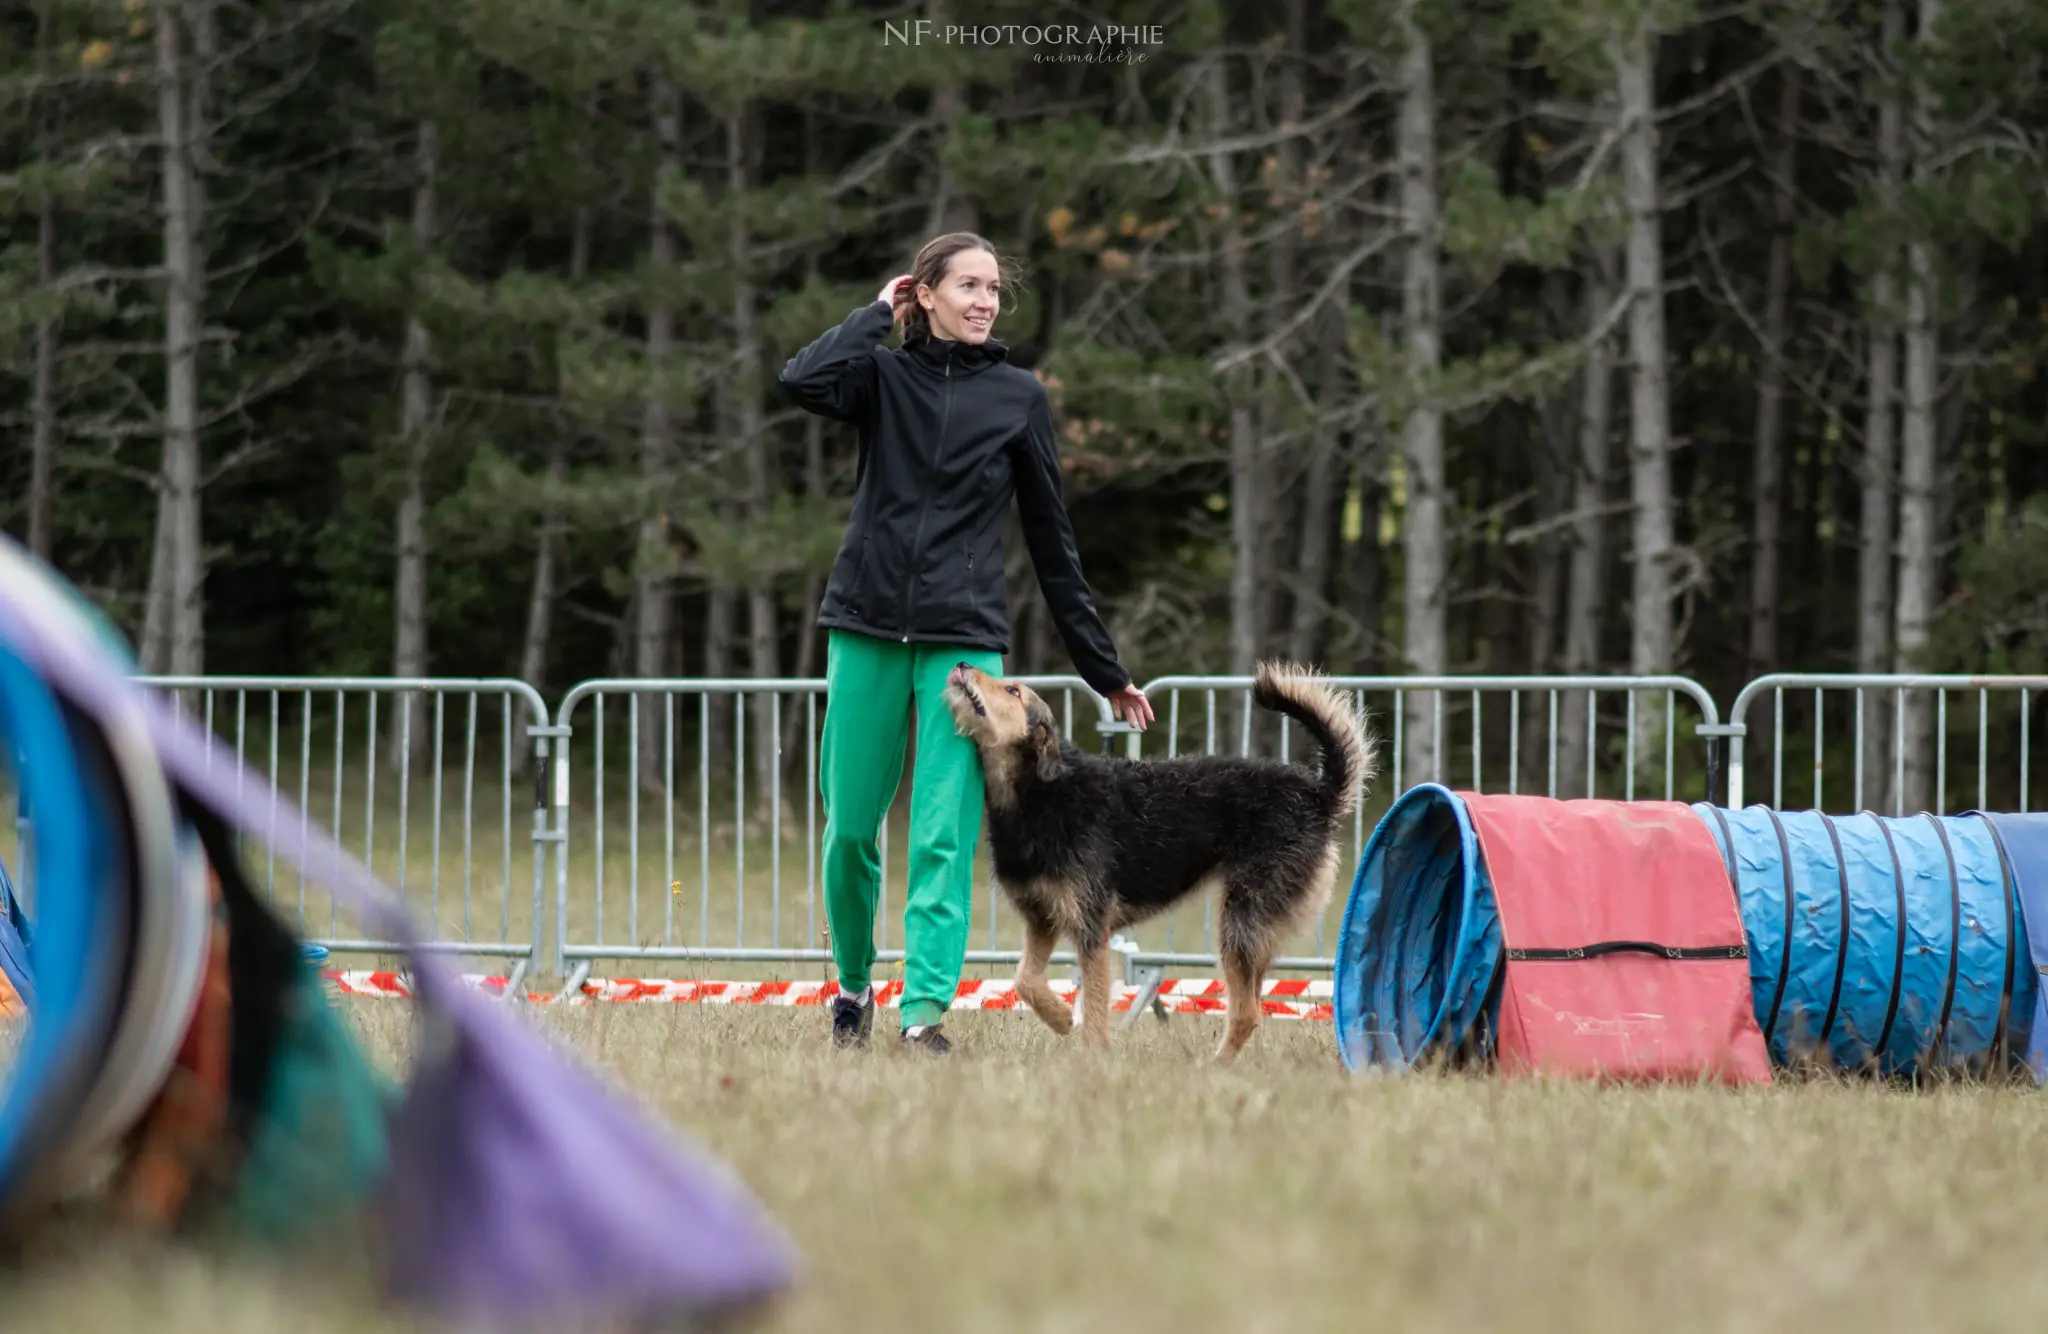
[8,1001,2048,1333]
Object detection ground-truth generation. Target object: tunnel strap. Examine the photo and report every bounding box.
[1506,942,1747,962]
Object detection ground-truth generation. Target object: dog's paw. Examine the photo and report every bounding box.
[1017,987,1075,1035]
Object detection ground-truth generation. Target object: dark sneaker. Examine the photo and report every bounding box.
[831,988,873,1048]
[900,1024,952,1057]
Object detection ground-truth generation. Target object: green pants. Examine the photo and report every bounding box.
[821,630,1002,1030]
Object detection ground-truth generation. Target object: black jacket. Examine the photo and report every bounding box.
[777,300,1131,697]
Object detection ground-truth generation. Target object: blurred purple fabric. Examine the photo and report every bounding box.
[0,577,801,1326]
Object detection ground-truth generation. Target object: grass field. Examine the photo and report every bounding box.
[7,1001,2048,1333]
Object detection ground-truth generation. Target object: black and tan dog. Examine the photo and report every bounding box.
[943,660,1375,1063]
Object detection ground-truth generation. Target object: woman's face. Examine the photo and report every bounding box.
[918,248,1001,344]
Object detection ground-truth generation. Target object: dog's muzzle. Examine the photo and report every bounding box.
[947,663,987,717]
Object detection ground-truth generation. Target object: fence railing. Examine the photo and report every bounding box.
[546,675,1109,981]
[1726,673,2048,816]
[15,667,2044,988]
[133,676,555,989]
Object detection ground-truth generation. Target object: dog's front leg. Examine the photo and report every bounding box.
[1076,940,1113,1050]
[1013,919,1073,1036]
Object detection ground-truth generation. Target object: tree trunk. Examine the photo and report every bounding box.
[154,0,209,679]
[1933,286,1976,543]
[25,0,56,561]
[1205,58,1261,712]
[1523,283,1575,788]
[1560,252,1618,798]
[1287,327,1345,667]
[783,111,828,773]
[1349,459,1386,673]
[1397,0,1445,788]
[729,108,780,820]
[1263,0,1312,666]
[1747,66,1800,675]
[635,77,681,793]
[1892,0,1944,812]
[1528,274,1577,681]
[520,440,567,691]
[1525,467,1569,791]
[1263,473,1302,664]
[923,0,978,236]
[521,204,589,696]
[391,118,438,769]
[30,186,57,561]
[1857,0,1906,811]
[1528,449,1568,677]
[140,488,174,671]
[608,590,635,678]
[1617,19,1673,775]
[703,587,736,769]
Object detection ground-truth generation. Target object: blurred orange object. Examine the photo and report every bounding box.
[111,862,233,1227]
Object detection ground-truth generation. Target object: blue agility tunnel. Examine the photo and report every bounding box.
[0,853,29,1012]
[1332,784,1502,1073]
[1969,813,2048,1083]
[1692,806,2037,1077]
[1336,789,2042,1082]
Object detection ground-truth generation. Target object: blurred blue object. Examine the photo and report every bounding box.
[0,853,30,1011]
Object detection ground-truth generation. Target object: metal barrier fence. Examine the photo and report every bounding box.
[135,677,555,989]
[36,667,2048,986]
[542,672,1724,982]
[1726,673,2048,816]
[546,676,1109,985]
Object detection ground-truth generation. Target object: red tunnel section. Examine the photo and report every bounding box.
[1460,794,1771,1085]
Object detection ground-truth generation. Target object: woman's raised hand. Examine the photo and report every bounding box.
[877,273,915,322]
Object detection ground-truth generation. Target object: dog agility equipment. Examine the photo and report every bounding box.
[0,855,28,1016]
[1334,787,1768,1083]
[1972,814,2048,1081]
[1336,784,2041,1083]
[1693,805,2038,1076]
[0,535,799,1327]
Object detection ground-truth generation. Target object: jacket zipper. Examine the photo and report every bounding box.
[898,353,953,641]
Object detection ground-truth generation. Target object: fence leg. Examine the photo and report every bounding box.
[552,960,591,1005]
[1698,723,1743,809]
[502,956,529,1004]
[1121,964,1168,1029]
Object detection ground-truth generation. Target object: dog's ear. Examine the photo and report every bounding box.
[1029,713,1063,782]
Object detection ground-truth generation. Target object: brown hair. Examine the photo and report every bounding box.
[901,232,1025,336]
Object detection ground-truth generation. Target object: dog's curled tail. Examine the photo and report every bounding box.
[1252,661,1376,821]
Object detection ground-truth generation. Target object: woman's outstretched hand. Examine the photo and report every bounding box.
[877,274,914,323]
[1108,683,1154,731]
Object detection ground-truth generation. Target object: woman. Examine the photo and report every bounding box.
[778,232,1153,1056]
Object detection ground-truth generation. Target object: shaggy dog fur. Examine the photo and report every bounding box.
[943,661,1376,1063]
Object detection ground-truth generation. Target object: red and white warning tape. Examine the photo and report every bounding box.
[324,970,1335,1020]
